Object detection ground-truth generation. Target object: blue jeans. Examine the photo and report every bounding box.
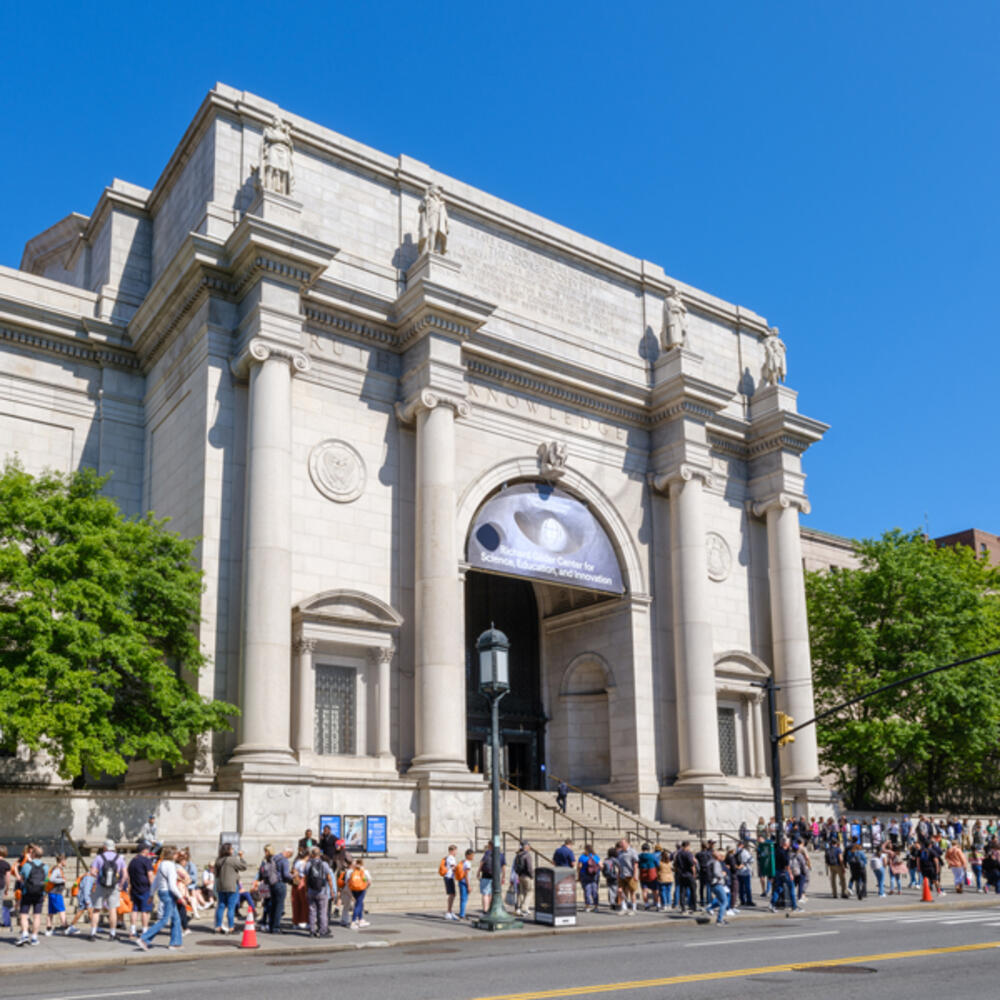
[143,890,182,948]
[352,889,366,922]
[705,884,730,923]
[267,882,287,932]
[458,880,469,917]
[972,865,982,891]
[658,883,670,907]
[583,880,599,907]
[889,871,902,892]
[771,872,799,910]
[215,890,238,930]
[737,872,753,905]
[874,867,885,895]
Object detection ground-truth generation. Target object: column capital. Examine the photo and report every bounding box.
[748,491,811,518]
[231,337,311,380]
[292,636,317,655]
[367,644,395,666]
[395,388,470,425]
[649,462,713,495]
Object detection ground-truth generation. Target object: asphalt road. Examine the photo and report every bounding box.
[5,905,1000,1000]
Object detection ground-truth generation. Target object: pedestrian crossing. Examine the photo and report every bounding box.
[830,907,1000,927]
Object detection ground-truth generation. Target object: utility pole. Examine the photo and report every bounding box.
[763,676,783,835]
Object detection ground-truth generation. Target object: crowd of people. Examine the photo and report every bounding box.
[4,812,999,950]
[0,823,372,950]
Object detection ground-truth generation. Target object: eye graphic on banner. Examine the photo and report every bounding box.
[467,483,624,595]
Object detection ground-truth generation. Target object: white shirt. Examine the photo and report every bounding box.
[152,859,180,896]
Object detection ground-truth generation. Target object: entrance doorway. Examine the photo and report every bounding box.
[465,570,546,789]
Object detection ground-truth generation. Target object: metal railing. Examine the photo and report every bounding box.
[545,772,667,846]
[500,777,604,850]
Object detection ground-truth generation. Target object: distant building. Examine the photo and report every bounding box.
[934,528,1000,564]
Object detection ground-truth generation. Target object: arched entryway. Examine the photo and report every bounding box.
[464,570,545,789]
[557,654,615,787]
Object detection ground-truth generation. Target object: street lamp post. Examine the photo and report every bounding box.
[474,625,522,932]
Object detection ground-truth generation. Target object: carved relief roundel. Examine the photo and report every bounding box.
[705,531,732,582]
[309,439,366,503]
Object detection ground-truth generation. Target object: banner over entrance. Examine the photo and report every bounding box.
[467,483,624,595]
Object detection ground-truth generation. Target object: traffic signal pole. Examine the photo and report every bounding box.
[764,676,784,835]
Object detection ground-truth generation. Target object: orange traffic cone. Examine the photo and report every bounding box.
[921,878,933,903]
[240,907,260,949]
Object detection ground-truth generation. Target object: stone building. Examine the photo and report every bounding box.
[0,85,832,850]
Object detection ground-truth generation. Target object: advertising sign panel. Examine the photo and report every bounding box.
[467,483,624,595]
[319,815,341,839]
[366,816,388,854]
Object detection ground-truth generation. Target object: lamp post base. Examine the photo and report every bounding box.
[474,905,523,932]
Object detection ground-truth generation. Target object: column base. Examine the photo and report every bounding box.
[216,747,311,791]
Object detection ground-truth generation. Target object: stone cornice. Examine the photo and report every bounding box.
[0,323,139,371]
[302,302,400,348]
[747,408,828,458]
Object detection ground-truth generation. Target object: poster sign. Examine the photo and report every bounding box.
[319,815,341,839]
[534,866,576,926]
[467,483,624,595]
[342,815,365,851]
[366,816,388,854]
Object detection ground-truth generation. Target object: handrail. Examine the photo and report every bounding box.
[546,772,666,846]
[501,777,603,850]
[471,826,555,870]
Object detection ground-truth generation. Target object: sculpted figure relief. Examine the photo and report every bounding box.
[257,117,294,196]
[418,184,449,255]
[537,440,568,479]
[761,325,787,386]
[661,287,688,350]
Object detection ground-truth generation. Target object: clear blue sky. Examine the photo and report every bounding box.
[5,2,997,541]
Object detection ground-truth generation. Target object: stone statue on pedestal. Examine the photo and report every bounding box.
[761,326,787,386]
[661,287,688,350]
[257,117,294,196]
[418,184,449,255]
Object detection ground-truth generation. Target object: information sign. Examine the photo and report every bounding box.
[366,815,388,854]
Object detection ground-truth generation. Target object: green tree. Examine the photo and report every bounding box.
[0,462,237,781]
[806,529,1000,812]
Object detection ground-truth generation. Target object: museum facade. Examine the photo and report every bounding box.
[0,84,831,851]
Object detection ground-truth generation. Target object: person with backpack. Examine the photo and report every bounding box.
[825,840,847,898]
[616,838,640,915]
[846,839,868,900]
[602,845,620,910]
[577,843,601,912]
[90,838,126,940]
[556,780,569,813]
[213,842,246,934]
[440,844,459,920]
[513,842,535,916]
[703,848,732,925]
[477,845,505,913]
[331,839,355,927]
[291,847,309,928]
[347,858,371,929]
[768,837,802,913]
[15,845,47,946]
[673,841,698,913]
[303,846,334,937]
[457,848,474,919]
[638,842,659,910]
[43,853,69,935]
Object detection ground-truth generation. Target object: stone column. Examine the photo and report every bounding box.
[411,390,468,772]
[756,494,820,786]
[368,646,394,758]
[750,690,766,778]
[292,638,317,758]
[666,465,722,782]
[230,339,309,768]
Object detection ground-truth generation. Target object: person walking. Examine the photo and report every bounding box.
[870,843,886,897]
[15,845,47,946]
[846,840,868,900]
[944,840,969,893]
[347,858,371,929]
[126,843,155,938]
[556,780,569,813]
[655,845,674,912]
[768,838,801,913]
[214,843,246,933]
[44,854,69,935]
[673,841,698,913]
[514,842,535,916]
[825,839,847,898]
[136,847,182,951]
[578,843,601,912]
[887,844,907,894]
[703,849,732,925]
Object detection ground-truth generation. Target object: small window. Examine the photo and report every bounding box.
[315,664,356,755]
[717,708,738,776]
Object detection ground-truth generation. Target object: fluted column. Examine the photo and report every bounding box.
[230,339,309,767]
[408,389,468,772]
[368,646,394,758]
[292,638,317,757]
[662,465,722,782]
[755,493,820,786]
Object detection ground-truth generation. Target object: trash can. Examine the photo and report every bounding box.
[535,866,577,926]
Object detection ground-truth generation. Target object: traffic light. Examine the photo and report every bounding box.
[777,712,795,748]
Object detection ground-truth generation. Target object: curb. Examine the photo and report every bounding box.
[1,896,994,975]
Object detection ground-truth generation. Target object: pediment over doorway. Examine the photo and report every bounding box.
[714,650,771,684]
[292,589,403,631]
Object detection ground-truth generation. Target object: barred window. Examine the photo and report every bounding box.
[717,707,738,776]
[315,664,356,755]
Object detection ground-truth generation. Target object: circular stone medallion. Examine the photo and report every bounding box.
[309,439,366,503]
[705,531,732,582]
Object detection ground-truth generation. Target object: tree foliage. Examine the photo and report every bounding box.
[806,529,1000,812]
[0,462,237,781]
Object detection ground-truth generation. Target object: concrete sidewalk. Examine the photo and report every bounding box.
[2,884,996,974]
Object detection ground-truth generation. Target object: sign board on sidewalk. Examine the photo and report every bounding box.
[534,866,577,926]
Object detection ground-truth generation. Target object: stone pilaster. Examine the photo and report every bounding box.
[291,637,317,759]
[367,645,395,758]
